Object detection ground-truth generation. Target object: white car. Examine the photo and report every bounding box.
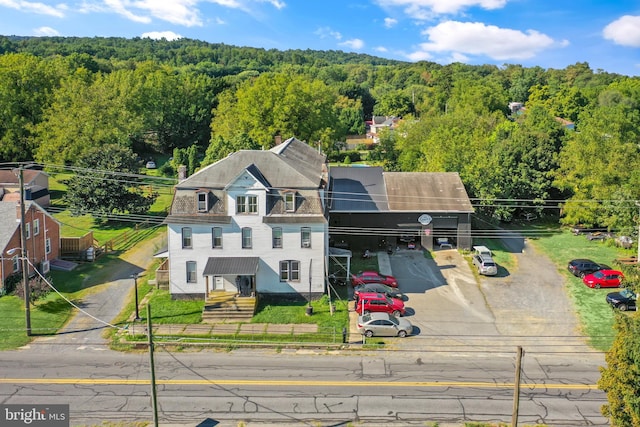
[145,161,157,169]
[357,312,413,338]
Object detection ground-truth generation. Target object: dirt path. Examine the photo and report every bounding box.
[25,232,166,353]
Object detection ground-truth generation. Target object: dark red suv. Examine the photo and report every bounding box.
[351,271,399,288]
[354,292,405,317]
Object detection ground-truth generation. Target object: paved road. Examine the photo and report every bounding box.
[0,347,607,427]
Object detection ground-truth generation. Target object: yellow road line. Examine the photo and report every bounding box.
[0,378,598,390]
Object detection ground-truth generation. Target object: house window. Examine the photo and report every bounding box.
[242,227,252,249]
[45,238,51,254]
[197,192,208,212]
[301,227,311,248]
[284,193,295,212]
[11,256,19,272]
[33,219,40,236]
[186,261,197,283]
[272,227,283,248]
[25,223,30,239]
[236,195,258,214]
[279,260,300,282]
[212,227,223,248]
[182,227,192,249]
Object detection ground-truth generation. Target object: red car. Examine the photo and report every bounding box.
[351,271,398,288]
[582,269,624,288]
[354,292,406,317]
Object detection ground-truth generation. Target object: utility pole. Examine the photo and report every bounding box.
[147,304,158,427]
[512,346,524,427]
[19,166,31,336]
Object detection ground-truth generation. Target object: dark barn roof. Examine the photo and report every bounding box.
[329,167,473,214]
[329,166,388,212]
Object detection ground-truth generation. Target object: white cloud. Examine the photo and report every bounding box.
[315,26,342,40]
[603,15,640,47]
[339,38,364,50]
[87,0,285,27]
[374,46,388,52]
[34,26,60,36]
[406,50,432,61]
[411,20,555,61]
[141,30,183,41]
[0,0,66,17]
[374,0,508,17]
[384,17,397,28]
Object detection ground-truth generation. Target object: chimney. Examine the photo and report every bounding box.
[274,135,282,146]
[178,165,187,181]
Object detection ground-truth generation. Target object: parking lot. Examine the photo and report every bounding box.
[353,239,592,354]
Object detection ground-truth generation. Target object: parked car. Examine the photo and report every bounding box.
[351,271,398,288]
[354,292,406,317]
[582,269,624,288]
[606,289,637,311]
[357,312,413,338]
[145,160,157,169]
[472,254,498,276]
[567,259,610,278]
[354,283,403,300]
[472,245,492,257]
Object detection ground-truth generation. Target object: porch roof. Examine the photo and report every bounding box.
[203,257,260,275]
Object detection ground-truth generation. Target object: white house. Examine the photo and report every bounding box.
[164,137,329,300]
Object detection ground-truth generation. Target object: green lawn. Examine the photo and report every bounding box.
[529,229,629,351]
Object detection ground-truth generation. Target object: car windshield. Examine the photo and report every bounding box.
[362,314,372,322]
[384,295,393,304]
[620,289,637,299]
[388,316,399,325]
[593,271,605,278]
[484,262,496,267]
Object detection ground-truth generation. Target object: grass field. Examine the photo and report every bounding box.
[529,229,632,351]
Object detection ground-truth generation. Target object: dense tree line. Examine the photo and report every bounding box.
[1,36,640,423]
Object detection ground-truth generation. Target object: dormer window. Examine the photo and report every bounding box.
[197,192,208,212]
[237,195,258,214]
[284,192,295,212]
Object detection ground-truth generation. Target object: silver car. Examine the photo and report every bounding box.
[357,312,413,338]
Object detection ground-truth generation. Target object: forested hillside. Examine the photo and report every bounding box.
[1,35,640,231]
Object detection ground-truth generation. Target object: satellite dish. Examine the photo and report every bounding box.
[418,214,432,225]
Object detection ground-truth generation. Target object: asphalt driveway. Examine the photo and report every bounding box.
[384,236,593,354]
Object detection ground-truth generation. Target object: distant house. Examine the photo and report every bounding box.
[366,116,400,143]
[0,169,51,207]
[164,137,329,300]
[0,201,61,292]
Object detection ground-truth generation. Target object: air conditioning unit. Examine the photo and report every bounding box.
[302,241,311,248]
[40,260,50,274]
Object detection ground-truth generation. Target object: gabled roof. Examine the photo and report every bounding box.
[385,172,474,213]
[329,167,473,213]
[0,169,46,186]
[178,138,325,190]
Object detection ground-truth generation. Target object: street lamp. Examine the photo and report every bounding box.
[6,247,30,336]
[131,273,140,321]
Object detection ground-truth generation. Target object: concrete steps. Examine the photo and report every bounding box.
[202,291,256,322]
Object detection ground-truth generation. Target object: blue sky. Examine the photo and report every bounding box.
[2,0,640,76]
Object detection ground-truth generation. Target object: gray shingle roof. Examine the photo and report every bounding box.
[178,138,325,190]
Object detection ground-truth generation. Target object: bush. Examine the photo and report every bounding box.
[13,275,52,303]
